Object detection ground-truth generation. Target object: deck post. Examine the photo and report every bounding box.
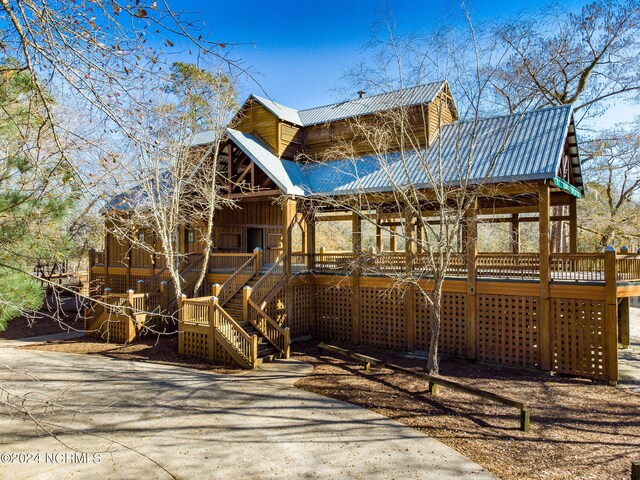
[178,294,186,355]
[465,200,478,361]
[160,281,168,310]
[510,213,520,253]
[306,211,316,271]
[281,198,297,334]
[619,297,630,348]
[352,212,362,345]
[253,247,263,274]
[376,223,383,252]
[404,207,416,351]
[88,248,96,296]
[569,196,578,253]
[209,296,218,360]
[538,183,552,372]
[604,246,619,385]
[211,283,222,298]
[390,226,397,252]
[136,279,144,294]
[242,286,252,322]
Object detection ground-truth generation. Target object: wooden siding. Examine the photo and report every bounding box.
[234,102,279,154]
[279,122,303,159]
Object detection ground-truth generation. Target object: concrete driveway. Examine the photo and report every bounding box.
[0,338,494,480]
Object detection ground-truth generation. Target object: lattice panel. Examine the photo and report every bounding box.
[290,284,313,338]
[182,330,210,360]
[477,295,539,368]
[315,285,352,342]
[264,292,287,327]
[90,273,105,295]
[95,313,130,344]
[360,288,405,350]
[414,291,467,357]
[551,298,607,380]
[105,275,128,293]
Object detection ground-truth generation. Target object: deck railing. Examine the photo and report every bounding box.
[246,254,290,358]
[550,253,605,282]
[218,252,258,306]
[250,255,286,303]
[180,296,258,368]
[209,253,255,272]
[617,253,640,282]
[477,253,540,280]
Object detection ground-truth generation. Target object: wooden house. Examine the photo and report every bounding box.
[87,82,640,383]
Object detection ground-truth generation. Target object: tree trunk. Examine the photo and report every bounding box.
[426,283,443,374]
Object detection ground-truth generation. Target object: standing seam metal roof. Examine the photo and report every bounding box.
[248,82,446,127]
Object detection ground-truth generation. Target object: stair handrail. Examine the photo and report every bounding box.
[218,251,258,306]
[249,254,286,304]
[143,266,169,294]
[212,300,258,367]
[247,297,290,358]
[178,253,206,296]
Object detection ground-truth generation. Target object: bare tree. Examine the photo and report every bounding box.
[306,15,528,374]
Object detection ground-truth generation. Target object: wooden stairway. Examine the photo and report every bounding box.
[222,271,281,364]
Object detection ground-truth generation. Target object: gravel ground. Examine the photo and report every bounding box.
[292,341,640,480]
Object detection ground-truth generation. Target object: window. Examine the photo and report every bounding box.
[136,230,145,243]
[186,228,195,244]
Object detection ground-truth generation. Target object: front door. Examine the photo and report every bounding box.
[247,227,264,253]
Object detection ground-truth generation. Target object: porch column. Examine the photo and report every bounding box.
[510,213,520,253]
[352,212,362,345]
[604,246,619,385]
[376,224,383,252]
[465,200,478,360]
[390,226,397,252]
[404,207,416,351]
[538,183,552,372]
[305,210,315,271]
[569,196,578,253]
[281,197,297,275]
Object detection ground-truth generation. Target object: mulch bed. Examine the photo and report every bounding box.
[23,336,242,374]
[292,340,640,480]
[1,296,84,340]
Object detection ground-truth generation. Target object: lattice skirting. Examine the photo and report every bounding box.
[477,294,539,369]
[179,324,243,368]
[551,298,607,380]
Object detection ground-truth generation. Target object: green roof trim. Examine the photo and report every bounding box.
[552,176,582,198]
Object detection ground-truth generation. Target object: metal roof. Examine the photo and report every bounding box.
[244,82,447,127]
[226,128,305,196]
[293,104,579,196]
[298,82,447,126]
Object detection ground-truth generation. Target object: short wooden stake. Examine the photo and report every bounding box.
[632,461,640,480]
[364,362,371,370]
[520,408,530,432]
[428,382,439,395]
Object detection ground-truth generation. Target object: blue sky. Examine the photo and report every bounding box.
[169,0,633,128]
[181,0,586,108]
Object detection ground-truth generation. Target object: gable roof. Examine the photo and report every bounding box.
[242,81,449,127]
[228,104,582,197]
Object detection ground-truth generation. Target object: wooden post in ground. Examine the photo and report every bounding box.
[352,212,362,345]
[404,207,416,351]
[539,183,552,372]
[619,297,630,348]
[465,200,478,361]
[569,195,578,253]
[631,461,640,480]
[604,246,619,386]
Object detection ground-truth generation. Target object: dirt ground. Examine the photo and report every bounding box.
[292,341,640,480]
[0,296,84,340]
